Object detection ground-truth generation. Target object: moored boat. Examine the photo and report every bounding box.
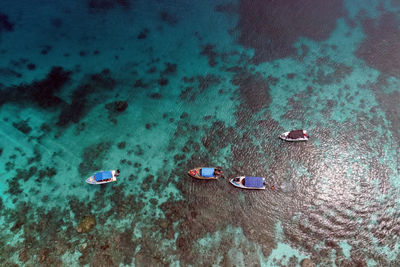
[280,130,309,142]
[86,170,120,185]
[188,167,223,180]
[229,176,266,190]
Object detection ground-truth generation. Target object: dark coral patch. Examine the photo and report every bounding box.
[0,13,14,32]
[158,78,169,86]
[0,66,71,109]
[88,0,130,11]
[89,68,116,89]
[40,45,52,55]
[197,74,220,92]
[79,142,111,177]
[308,56,353,85]
[182,76,194,83]
[50,18,62,28]
[160,11,178,26]
[56,84,91,126]
[57,69,116,126]
[150,93,162,99]
[15,166,37,182]
[134,79,147,88]
[116,0,131,9]
[215,3,238,14]
[30,66,70,108]
[356,13,400,77]
[236,0,343,63]
[231,70,271,113]
[105,100,128,113]
[146,66,156,73]
[267,75,279,86]
[201,121,235,153]
[117,141,126,149]
[137,28,149,39]
[35,167,57,182]
[200,44,218,67]
[0,67,22,79]
[27,63,36,70]
[7,179,22,195]
[179,87,195,102]
[12,120,32,134]
[88,0,115,11]
[161,62,177,75]
[287,73,296,79]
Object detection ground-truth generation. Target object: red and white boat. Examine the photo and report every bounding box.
[280,130,309,142]
[187,167,222,180]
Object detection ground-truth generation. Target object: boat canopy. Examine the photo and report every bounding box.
[244,176,264,188]
[288,130,304,139]
[95,171,113,182]
[201,168,214,177]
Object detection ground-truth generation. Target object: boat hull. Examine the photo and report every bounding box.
[188,167,218,180]
[229,176,266,190]
[86,170,117,185]
[279,130,309,142]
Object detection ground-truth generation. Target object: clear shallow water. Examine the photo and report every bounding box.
[0,0,400,266]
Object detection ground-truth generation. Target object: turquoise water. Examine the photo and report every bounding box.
[1,0,400,266]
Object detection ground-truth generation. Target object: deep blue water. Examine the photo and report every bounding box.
[1,0,400,266]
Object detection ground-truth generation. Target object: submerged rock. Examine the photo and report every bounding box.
[159,219,169,229]
[18,248,29,262]
[301,258,316,267]
[76,215,96,233]
[105,100,128,113]
[78,242,87,252]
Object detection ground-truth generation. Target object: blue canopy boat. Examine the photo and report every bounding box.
[86,170,119,185]
[187,167,222,180]
[229,176,266,190]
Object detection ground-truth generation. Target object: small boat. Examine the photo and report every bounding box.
[188,167,222,180]
[86,170,120,185]
[280,130,309,141]
[229,176,266,190]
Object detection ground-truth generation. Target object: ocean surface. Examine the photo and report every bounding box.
[1,0,400,266]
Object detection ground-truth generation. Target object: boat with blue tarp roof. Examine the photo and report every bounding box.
[86,170,120,185]
[188,167,223,180]
[229,176,266,190]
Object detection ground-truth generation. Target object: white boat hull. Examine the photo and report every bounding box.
[229,176,266,190]
[86,170,117,185]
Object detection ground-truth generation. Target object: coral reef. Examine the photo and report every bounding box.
[231,69,271,115]
[0,13,14,33]
[105,100,128,113]
[12,120,32,134]
[0,66,71,108]
[356,12,400,77]
[160,11,178,26]
[137,28,149,39]
[57,69,116,126]
[78,142,112,177]
[301,259,316,267]
[161,62,177,75]
[77,215,96,233]
[236,0,344,63]
[201,44,218,67]
[88,0,131,12]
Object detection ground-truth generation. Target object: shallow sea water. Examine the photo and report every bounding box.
[1,0,400,266]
